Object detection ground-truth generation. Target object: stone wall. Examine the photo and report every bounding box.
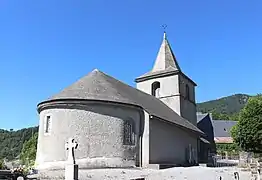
[149,117,198,165]
[179,75,197,125]
[136,73,197,126]
[136,74,181,116]
[35,100,144,171]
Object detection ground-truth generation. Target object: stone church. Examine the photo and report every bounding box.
[35,32,203,173]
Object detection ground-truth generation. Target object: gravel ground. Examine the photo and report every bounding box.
[32,166,256,180]
[79,167,252,180]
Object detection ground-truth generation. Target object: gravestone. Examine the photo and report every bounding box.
[225,151,228,160]
[258,160,262,175]
[256,160,261,180]
[17,176,24,180]
[234,172,239,180]
[249,162,260,180]
[239,151,249,166]
[65,138,78,180]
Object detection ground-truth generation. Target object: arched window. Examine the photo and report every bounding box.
[185,84,190,100]
[123,118,135,145]
[151,81,160,97]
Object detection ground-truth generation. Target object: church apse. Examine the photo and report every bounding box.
[35,100,144,171]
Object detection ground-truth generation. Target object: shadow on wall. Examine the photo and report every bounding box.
[42,100,146,137]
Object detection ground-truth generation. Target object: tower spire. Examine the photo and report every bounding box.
[151,29,181,72]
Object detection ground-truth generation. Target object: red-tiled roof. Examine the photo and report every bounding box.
[214,137,234,143]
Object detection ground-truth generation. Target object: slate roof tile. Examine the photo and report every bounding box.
[211,120,237,137]
[42,69,202,134]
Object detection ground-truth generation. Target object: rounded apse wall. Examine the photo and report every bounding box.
[35,100,144,170]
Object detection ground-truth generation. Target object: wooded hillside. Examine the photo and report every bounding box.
[197,93,251,120]
[0,127,38,161]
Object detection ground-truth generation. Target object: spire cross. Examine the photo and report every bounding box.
[162,24,167,39]
[162,24,167,31]
[65,138,78,164]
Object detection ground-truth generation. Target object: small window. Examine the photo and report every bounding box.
[151,81,160,97]
[123,118,135,145]
[185,84,190,100]
[44,115,51,134]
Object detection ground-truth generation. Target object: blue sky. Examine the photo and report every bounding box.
[0,0,261,130]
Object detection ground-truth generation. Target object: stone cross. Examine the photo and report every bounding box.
[65,138,78,164]
[65,138,79,180]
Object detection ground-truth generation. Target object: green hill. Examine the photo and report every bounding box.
[197,93,251,120]
[0,127,38,161]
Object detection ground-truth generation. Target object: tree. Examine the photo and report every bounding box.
[231,94,262,153]
[210,111,239,121]
[216,143,240,154]
[0,159,3,169]
[19,133,38,166]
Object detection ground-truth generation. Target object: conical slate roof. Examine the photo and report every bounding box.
[136,32,181,82]
[135,32,196,86]
[151,32,181,72]
[40,69,202,134]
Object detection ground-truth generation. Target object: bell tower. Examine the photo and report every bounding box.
[135,32,197,125]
